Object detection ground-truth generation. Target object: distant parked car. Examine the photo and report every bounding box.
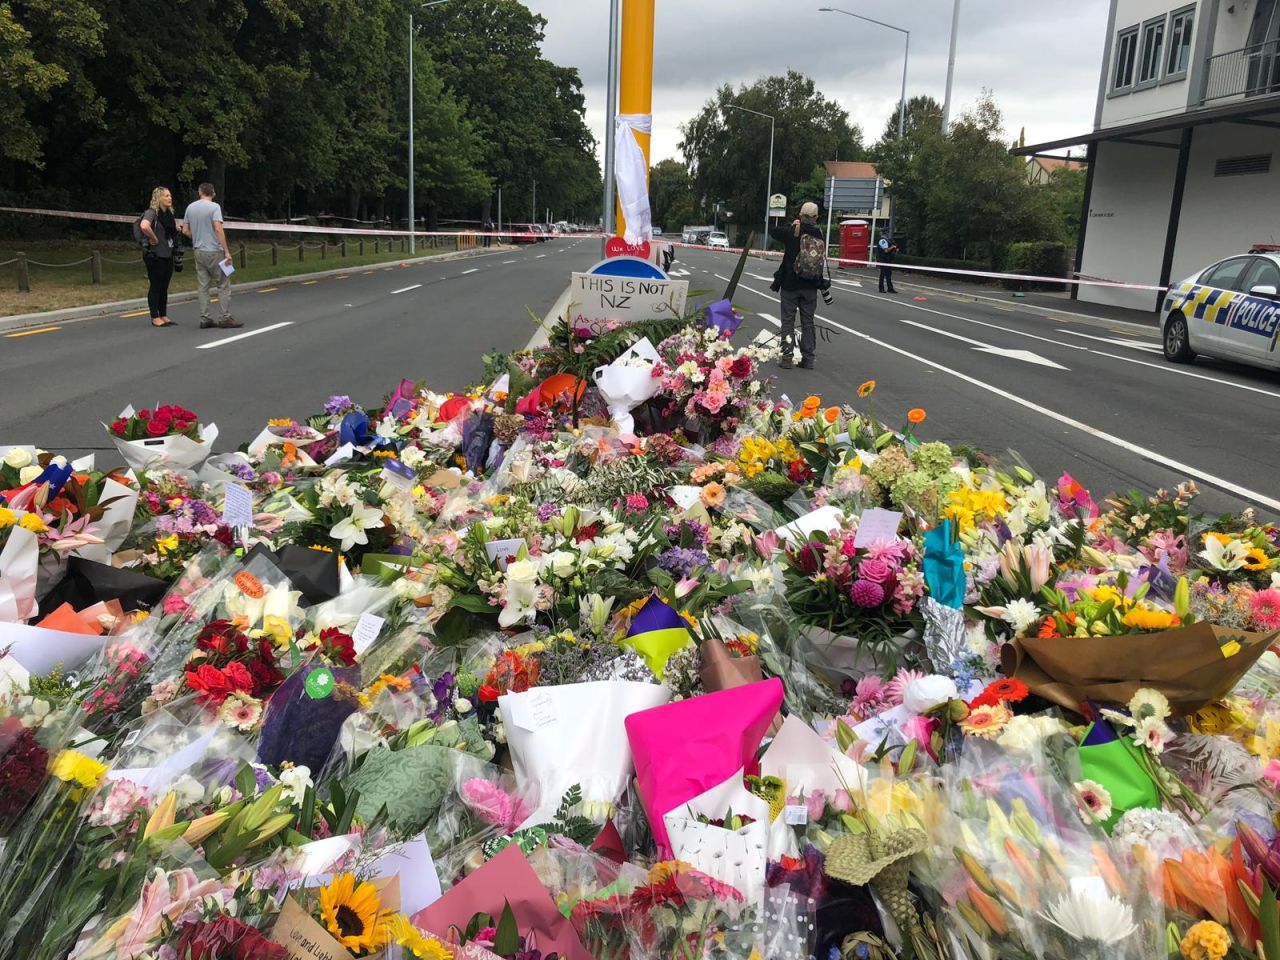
[707,231,730,250]
[532,225,549,242]
[653,227,663,236]
[511,223,539,244]
[1161,251,1280,369]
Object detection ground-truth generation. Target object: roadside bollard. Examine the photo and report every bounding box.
[16,253,29,293]
[238,242,247,269]
[298,241,305,262]
[320,242,327,260]
[340,240,346,258]
[91,251,103,285]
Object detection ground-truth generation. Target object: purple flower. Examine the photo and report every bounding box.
[849,579,885,608]
[657,547,709,578]
[229,461,257,481]
[537,503,561,522]
[323,395,353,415]
[664,519,710,546]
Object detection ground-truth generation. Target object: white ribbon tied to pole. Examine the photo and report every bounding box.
[614,113,653,246]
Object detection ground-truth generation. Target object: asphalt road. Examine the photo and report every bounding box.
[0,238,597,456]
[668,245,1280,519]
[3,237,1277,518]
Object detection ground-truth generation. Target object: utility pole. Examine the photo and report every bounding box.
[601,0,622,250]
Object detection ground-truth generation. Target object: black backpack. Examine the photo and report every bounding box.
[132,211,149,250]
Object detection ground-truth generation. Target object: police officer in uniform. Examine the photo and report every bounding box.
[877,231,898,294]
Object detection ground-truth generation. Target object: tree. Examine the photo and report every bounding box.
[649,158,700,231]
[680,71,864,243]
[0,0,105,166]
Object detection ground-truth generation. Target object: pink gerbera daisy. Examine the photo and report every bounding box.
[885,668,927,707]
[848,676,890,720]
[1251,588,1280,632]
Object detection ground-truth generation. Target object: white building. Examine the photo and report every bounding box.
[1016,0,1280,311]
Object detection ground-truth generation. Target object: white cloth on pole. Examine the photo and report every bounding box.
[614,113,653,246]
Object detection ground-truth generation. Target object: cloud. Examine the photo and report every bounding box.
[522,0,1108,163]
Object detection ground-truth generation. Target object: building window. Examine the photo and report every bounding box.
[1113,27,1139,91]
[1165,7,1194,78]
[1137,17,1165,86]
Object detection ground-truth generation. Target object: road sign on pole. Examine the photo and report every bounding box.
[769,193,787,218]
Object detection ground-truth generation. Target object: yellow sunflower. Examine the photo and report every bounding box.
[318,873,393,955]
[1243,547,1272,571]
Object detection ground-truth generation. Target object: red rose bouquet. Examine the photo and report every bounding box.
[109,404,201,442]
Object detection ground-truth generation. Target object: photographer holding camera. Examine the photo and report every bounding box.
[768,200,831,370]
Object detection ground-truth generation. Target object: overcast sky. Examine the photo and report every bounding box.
[521,0,1109,163]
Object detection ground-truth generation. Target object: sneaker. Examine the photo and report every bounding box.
[200,319,216,329]
[778,357,793,369]
[799,359,815,370]
[216,318,244,329]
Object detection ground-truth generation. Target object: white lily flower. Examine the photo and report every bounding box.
[329,502,384,553]
[1200,535,1249,571]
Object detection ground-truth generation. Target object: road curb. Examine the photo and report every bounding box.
[524,284,573,351]
[0,245,514,334]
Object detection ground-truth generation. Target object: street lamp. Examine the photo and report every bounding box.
[724,103,775,252]
[819,7,909,142]
[409,0,451,255]
[942,0,962,132]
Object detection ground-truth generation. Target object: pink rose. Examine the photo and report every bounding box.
[858,556,893,583]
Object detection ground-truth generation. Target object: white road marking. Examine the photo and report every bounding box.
[502,259,517,264]
[391,284,422,295]
[196,322,293,349]
[730,279,1280,512]
[1065,330,1163,353]
[717,272,1067,370]
[831,277,863,288]
[461,268,479,275]
[535,254,547,259]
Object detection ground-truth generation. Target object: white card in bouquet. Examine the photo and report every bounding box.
[352,613,385,655]
[507,688,558,732]
[222,481,254,529]
[324,442,356,466]
[853,508,904,548]
[484,538,526,572]
[0,621,109,676]
[850,704,912,749]
[367,835,442,914]
[774,505,844,543]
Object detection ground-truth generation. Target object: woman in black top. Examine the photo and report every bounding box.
[139,187,178,327]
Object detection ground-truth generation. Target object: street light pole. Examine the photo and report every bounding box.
[725,103,775,252]
[942,0,962,132]
[819,7,910,139]
[601,0,622,250]
[408,0,450,256]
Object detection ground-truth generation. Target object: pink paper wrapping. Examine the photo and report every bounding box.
[624,678,783,857]
[411,845,592,960]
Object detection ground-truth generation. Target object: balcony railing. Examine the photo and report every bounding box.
[1203,39,1280,103]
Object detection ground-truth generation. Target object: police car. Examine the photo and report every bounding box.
[1162,248,1280,369]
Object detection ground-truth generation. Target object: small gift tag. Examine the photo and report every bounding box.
[783,805,808,826]
[509,689,558,731]
[352,613,385,655]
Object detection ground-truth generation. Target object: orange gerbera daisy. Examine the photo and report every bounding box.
[857,380,876,398]
[907,408,927,424]
[959,703,1012,739]
[823,406,841,424]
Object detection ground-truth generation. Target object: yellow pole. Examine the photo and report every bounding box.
[616,0,654,239]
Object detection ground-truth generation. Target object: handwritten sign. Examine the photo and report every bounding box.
[853,508,904,549]
[569,272,688,333]
[352,613,386,655]
[222,482,254,529]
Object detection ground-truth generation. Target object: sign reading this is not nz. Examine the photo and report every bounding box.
[569,272,689,330]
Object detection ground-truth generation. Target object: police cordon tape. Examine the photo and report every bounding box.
[0,205,571,242]
[2,204,1168,293]
[666,239,1171,294]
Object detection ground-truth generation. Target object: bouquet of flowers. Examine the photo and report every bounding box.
[107,404,218,471]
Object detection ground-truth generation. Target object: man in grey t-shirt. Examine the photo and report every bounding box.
[182,183,242,329]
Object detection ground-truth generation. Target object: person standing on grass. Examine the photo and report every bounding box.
[877,230,899,294]
[138,187,178,328]
[181,183,241,329]
[768,201,827,370]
